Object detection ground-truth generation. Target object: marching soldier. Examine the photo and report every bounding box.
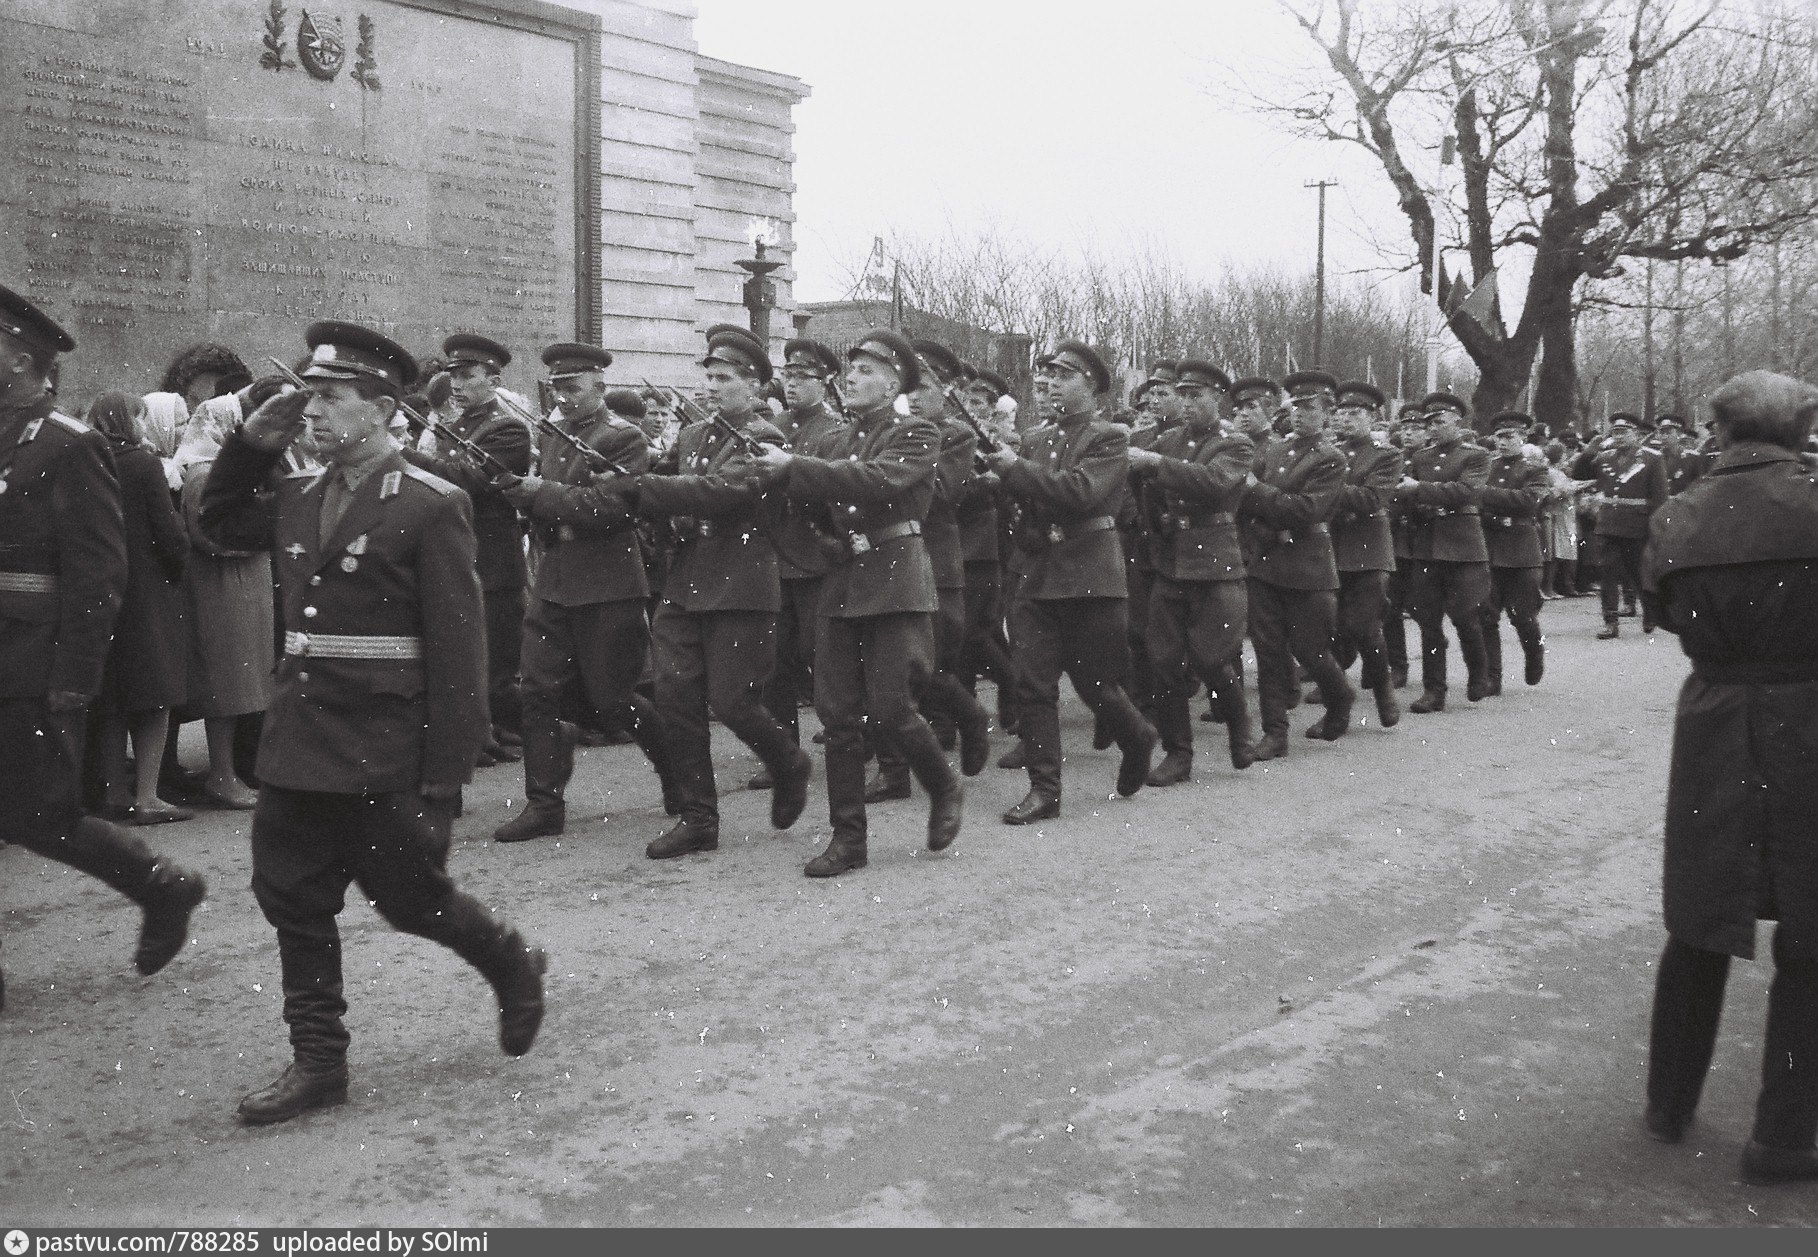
[1397,392,1493,712]
[1126,359,1257,785]
[752,329,964,875]
[0,284,207,1012]
[400,333,533,764]
[619,325,813,860]
[1478,411,1550,692]
[491,343,676,843]
[1327,381,1404,727]
[1383,405,1429,688]
[751,337,847,787]
[865,339,991,802]
[984,340,1158,823]
[956,368,1017,728]
[200,321,546,1124]
[1573,414,1668,638]
[1654,413,1709,496]
[1240,370,1355,757]
[1124,362,1181,736]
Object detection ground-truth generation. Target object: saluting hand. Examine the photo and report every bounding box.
[240,387,311,453]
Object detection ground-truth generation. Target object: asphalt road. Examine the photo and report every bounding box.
[4,596,1814,1227]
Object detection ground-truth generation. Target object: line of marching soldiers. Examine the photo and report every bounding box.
[1,274,1710,1123]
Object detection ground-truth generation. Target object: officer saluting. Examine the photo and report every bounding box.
[0,284,206,1010]
[201,321,547,1124]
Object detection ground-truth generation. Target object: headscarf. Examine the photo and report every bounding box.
[83,392,144,451]
[172,393,243,478]
[140,392,188,461]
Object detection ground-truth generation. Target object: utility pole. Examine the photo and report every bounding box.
[1642,259,1656,422]
[1305,179,1337,366]
[1671,260,1685,415]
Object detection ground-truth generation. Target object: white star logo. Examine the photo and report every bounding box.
[6,1231,30,1256]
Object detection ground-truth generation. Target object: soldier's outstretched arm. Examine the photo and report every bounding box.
[784,416,939,503]
[1154,434,1253,501]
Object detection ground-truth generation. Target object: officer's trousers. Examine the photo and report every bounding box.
[1011,597,1148,798]
[1599,535,1646,622]
[761,575,824,744]
[1126,562,1159,719]
[958,559,1014,699]
[1406,560,1492,694]
[250,784,532,1070]
[1383,564,1411,677]
[519,597,669,812]
[816,611,953,843]
[1334,569,1393,689]
[1480,566,1543,682]
[1648,930,1818,1151]
[1248,579,1353,737]
[1147,576,1248,756]
[0,698,162,921]
[651,603,797,833]
[483,583,525,736]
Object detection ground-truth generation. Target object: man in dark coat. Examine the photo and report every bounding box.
[1574,414,1667,637]
[0,284,206,1013]
[1241,370,1355,758]
[1397,394,1492,712]
[1653,413,1710,496]
[1126,359,1257,784]
[1639,369,1818,1185]
[401,334,532,762]
[1327,381,1403,727]
[490,343,676,843]
[201,321,546,1124]
[984,341,1158,823]
[1477,411,1550,693]
[752,330,964,874]
[616,325,813,860]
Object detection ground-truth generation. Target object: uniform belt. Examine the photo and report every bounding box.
[1162,510,1234,531]
[1603,498,1649,509]
[1432,507,1480,518]
[0,571,57,594]
[284,631,423,660]
[846,519,920,555]
[1273,522,1330,542]
[1693,659,1818,685]
[1045,515,1116,543]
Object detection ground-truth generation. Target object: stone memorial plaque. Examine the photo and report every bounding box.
[0,0,601,400]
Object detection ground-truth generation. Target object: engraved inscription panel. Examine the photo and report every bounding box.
[0,0,581,399]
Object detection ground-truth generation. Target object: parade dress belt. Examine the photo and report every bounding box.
[1044,515,1116,544]
[283,631,424,660]
[844,519,920,556]
[0,571,56,594]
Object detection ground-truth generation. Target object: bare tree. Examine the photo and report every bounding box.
[1255,0,1818,427]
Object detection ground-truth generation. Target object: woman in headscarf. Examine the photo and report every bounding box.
[85,392,193,823]
[174,392,274,809]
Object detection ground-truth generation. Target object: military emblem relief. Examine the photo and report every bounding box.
[256,2,378,90]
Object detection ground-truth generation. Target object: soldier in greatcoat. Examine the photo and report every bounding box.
[0,284,206,1013]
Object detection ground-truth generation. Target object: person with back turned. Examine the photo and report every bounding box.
[200,321,547,1124]
[1638,370,1818,1186]
[750,330,964,875]
[0,283,207,1013]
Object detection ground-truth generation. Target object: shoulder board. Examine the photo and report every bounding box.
[604,415,635,430]
[47,411,89,434]
[402,464,459,496]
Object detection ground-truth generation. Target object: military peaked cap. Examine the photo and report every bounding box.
[1175,359,1232,392]
[1147,360,1179,385]
[1490,409,1532,431]
[848,329,920,394]
[782,338,842,380]
[442,333,511,372]
[1230,377,1280,405]
[0,283,75,357]
[910,339,964,387]
[1419,391,1470,418]
[1607,411,1641,431]
[604,388,646,422]
[968,368,1010,401]
[1336,380,1386,410]
[302,321,419,394]
[1283,369,1340,400]
[1654,412,1688,430]
[1039,340,1111,395]
[701,323,773,384]
[541,343,613,377]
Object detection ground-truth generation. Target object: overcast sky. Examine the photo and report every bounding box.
[692,0,1425,306]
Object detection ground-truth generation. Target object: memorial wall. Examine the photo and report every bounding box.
[1,0,598,399]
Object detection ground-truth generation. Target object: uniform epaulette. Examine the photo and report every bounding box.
[46,411,88,434]
[402,464,459,496]
[605,415,635,430]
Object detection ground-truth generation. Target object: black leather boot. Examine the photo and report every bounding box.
[237,1061,350,1125]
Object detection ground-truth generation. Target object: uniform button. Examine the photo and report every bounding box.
[303,606,318,618]
[296,671,309,682]
[308,575,322,586]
